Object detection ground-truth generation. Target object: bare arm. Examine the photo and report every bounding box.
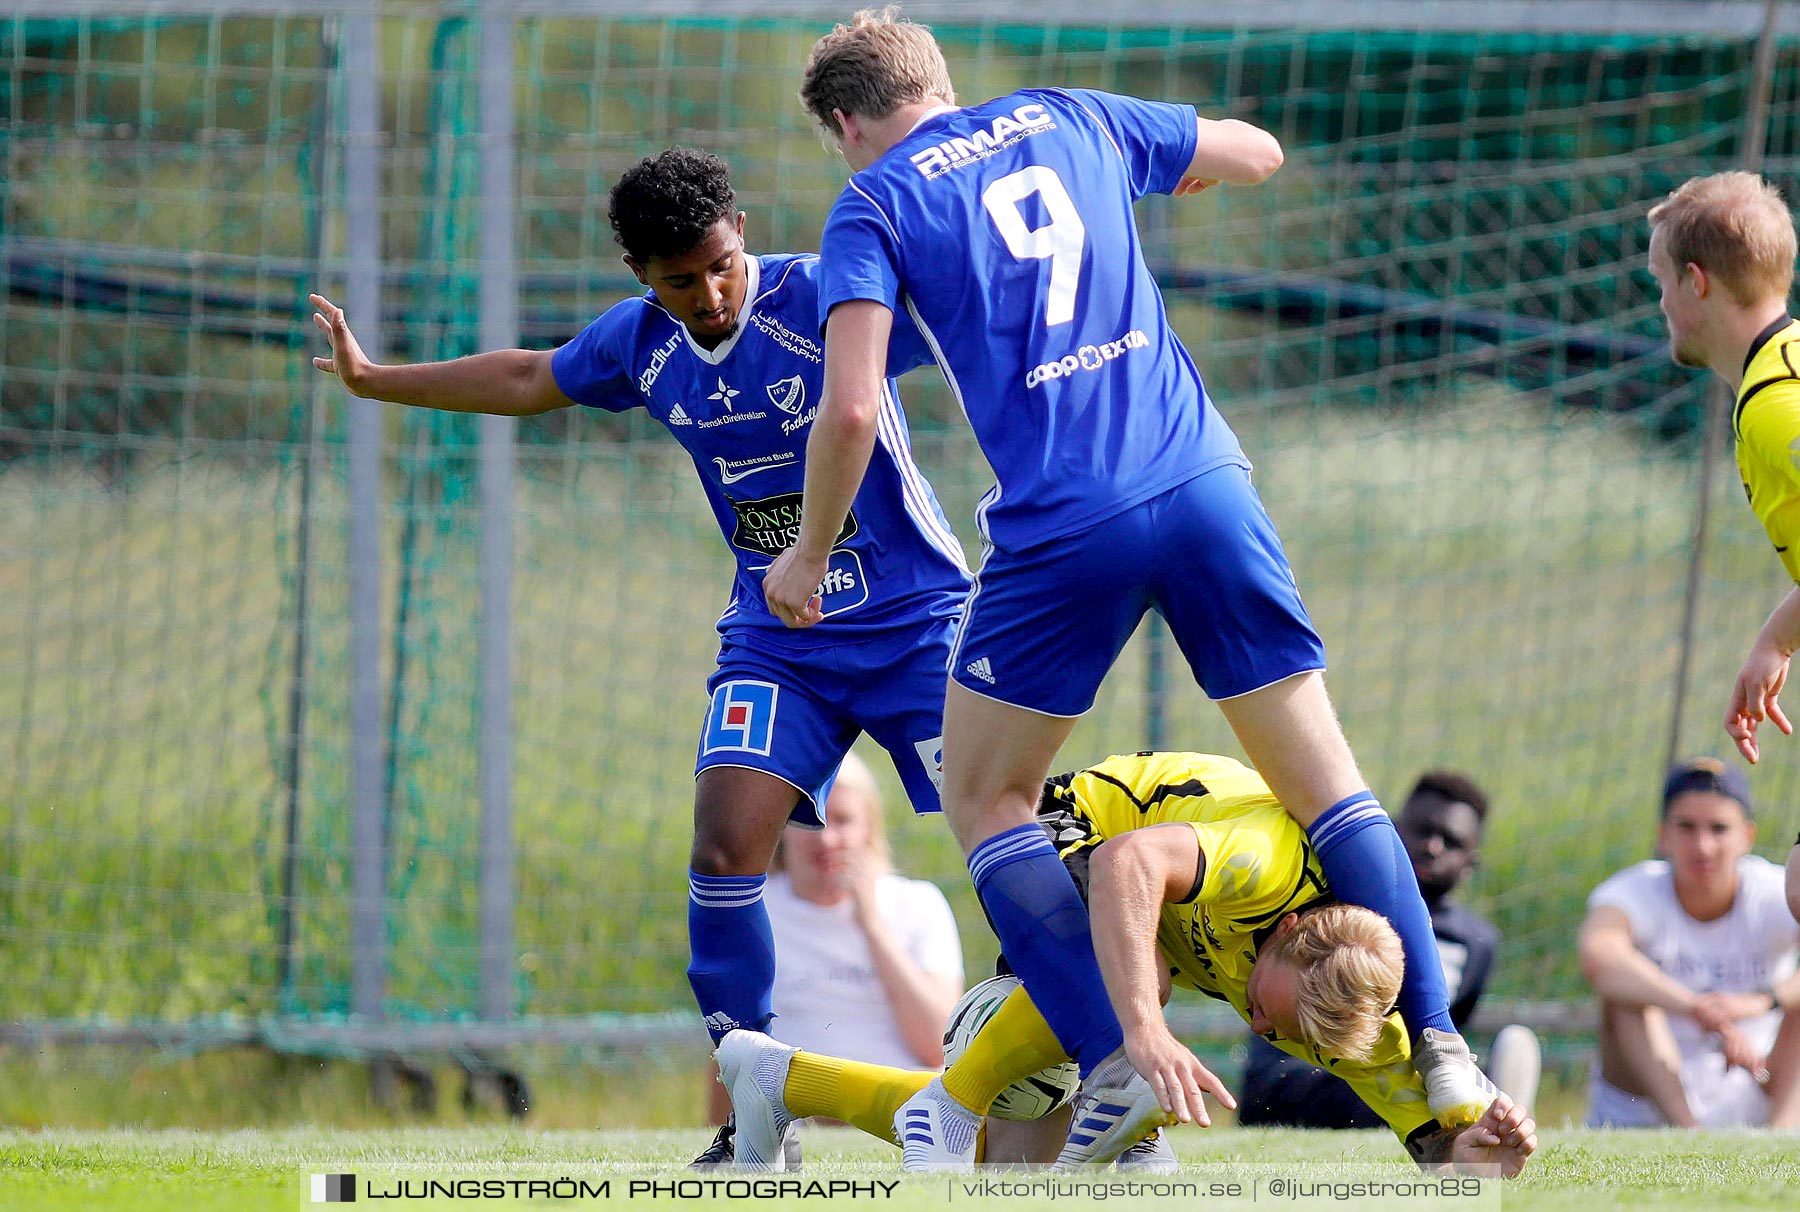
[1578,905,1697,1015]
[1088,825,1235,1125]
[1788,842,1800,925]
[851,882,961,1067]
[310,292,574,417]
[1182,117,1283,187]
[762,299,889,627]
[1728,585,1800,763]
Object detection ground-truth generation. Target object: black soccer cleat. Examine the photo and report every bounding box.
[690,1117,737,1168]
[688,1113,803,1169]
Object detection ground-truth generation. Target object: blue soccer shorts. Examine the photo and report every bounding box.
[695,615,955,827]
[947,463,1326,717]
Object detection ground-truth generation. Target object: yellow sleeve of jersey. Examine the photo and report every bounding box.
[1267,1018,1434,1145]
[1737,378,1800,584]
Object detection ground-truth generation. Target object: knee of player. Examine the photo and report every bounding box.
[687,829,775,877]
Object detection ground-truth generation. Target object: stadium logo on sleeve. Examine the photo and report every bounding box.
[704,681,779,756]
[765,375,806,415]
[310,1174,357,1203]
[637,332,682,394]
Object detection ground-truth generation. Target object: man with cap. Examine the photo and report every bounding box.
[1577,758,1800,1127]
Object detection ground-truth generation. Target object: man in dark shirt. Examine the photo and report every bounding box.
[1238,771,1512,1128]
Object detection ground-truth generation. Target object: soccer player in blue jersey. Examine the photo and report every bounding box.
[762,8,1489,1163]
[309,148,969,1166]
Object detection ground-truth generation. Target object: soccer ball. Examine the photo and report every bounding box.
[942,974,1080,1121]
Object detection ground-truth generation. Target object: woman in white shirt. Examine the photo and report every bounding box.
[763,752,964,1069]
[703,753,965,1139]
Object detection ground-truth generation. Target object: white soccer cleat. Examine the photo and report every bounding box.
[894,1076,981,1172]
[1415,1027,1500,1130]
[1114,1126,1178,1173]
[714,1030,801,1170]
[1052,1050,1178,1170]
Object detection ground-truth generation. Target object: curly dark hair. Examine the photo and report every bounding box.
[607,148,737,265]
[1407,770,1490,824]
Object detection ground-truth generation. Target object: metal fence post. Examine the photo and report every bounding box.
[345,0,386,1025]
[478,0,518,1022]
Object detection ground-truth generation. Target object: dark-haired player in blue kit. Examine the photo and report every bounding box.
[761,9,1492,1168]
[309,147,969,1167]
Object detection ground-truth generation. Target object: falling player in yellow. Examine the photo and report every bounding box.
[716,752,1538,1174]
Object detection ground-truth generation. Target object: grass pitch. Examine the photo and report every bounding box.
[2,1125,1797,1212]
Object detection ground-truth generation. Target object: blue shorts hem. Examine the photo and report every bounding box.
[692,760,825,828]
[1208,663,1328,703]
[946,675,1090,720]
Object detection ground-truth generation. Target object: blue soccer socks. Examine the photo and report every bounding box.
[1307,792,1456,1039]
[967,824,1124,1076]
[686,870,776,1043]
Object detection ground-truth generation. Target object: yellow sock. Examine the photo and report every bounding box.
[782,1052,933,1146]
[941,984,1071,1114]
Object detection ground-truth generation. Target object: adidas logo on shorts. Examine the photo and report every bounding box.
[964,657,996,685]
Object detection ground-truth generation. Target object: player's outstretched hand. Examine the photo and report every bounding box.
[1448,1092,1536,1178]
[1124,1028,1235,1127]
[1726,640,1792,763]
[1172,177,1218,197]
[310,292,379,396]
[763,545,827,629]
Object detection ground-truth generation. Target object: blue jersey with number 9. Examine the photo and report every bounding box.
[818,88,1250,554]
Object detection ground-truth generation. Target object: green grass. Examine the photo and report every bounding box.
[1,1125,1797,1212]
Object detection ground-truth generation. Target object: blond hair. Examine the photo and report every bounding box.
[1648,172,1797,306]
[799,6,955,137]
[1267,904,1404,1063]
[769,751,892,874]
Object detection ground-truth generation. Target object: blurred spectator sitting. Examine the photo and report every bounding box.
[709,753,963,1124]
[1788,834,1799,925]
[1579,758,1800,1128]
[1239,770,1540,1126]
[764,752,964,1066]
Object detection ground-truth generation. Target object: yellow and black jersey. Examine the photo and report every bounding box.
[1037,751,1432,1144]
[1734,316,1800,584]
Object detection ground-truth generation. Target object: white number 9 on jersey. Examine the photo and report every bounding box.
[981,166,1086,327]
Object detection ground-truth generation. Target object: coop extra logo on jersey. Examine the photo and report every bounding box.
[1025,328,1150,389]
[910,104,1056,178]
[729,491,857,558]
[703,680,778,756]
